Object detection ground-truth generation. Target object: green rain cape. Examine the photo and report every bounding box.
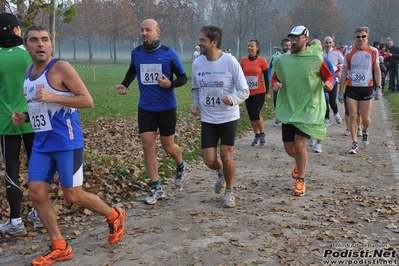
[273,43,327,140]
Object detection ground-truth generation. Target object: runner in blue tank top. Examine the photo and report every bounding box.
[13,26,126,266]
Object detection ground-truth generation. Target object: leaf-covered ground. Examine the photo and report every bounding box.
[0,116,201,220]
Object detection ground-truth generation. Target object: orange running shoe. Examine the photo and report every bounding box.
[294,178,306,196]
[32,244,73,266]
[108,207,126,244]
[291,163,298,179]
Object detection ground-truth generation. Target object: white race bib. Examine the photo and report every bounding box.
[200,87,224,108]
[140,64,162,85]
[350,69,370,86]
[246,76,258,90]
[28,102,52,132]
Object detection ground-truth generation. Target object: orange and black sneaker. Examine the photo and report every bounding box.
[294,178,306,196]
[31,243,73,266]
[291,163,298,179]
[108,207,126,244]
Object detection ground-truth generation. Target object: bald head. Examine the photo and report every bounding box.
[140,19,161,45]
[141,19,160,31]
[323,36,334,50]
[324,36,333,43]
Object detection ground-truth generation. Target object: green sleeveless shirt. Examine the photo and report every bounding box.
[273,45,327,140]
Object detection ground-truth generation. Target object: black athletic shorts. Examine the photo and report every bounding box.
[201,120,238,149]
[138,107,176,136]
[345,86,373,101]
[281,123,310,142]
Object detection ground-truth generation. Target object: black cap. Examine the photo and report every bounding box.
[0,13,28,31]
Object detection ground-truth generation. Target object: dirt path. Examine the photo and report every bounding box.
[1,98,398,266]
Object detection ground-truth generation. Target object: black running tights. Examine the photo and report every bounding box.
[1,134,34,219]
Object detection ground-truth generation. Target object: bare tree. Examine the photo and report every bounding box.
[368,0,399,42]
[68,0,101,61]
[157,0,197,54]
[98,0,136,63]
[289,0,343,40]
[336,0,369,44]
[129,0,158,48]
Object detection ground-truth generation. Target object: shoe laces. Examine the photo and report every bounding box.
[176,169,184,179]
[108,221,116,234]
[43,244,58,258]
[150,186,163,195]
[295,178,305,189]
[224,191,233,199]
[108,212,121,234]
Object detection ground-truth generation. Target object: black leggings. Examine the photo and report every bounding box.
[325,83,338,119]
[1,133,34,219]
[273,90,278,109]
[245,93,265,121]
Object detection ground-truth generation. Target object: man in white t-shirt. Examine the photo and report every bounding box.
[191,25,249,208]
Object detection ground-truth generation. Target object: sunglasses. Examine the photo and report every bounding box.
[288,35,305,41]
[355,35,367,39]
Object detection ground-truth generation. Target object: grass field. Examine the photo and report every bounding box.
[70,58,399,133]
[70,59,275,132]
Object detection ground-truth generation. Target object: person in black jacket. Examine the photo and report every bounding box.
[385,37,399,92]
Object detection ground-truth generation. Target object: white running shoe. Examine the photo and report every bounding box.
[214,177,226,194]
[349,142,359,154]
[175,161,187,188]
[222,191,236,208]
[27,207,43,228]
[308,138,315,147]
[0,220,27,236]
[314,143,322,153]
[334,113,342,124]
[145,186,166,205]
[362,131,370,146]
[324,119,331,127]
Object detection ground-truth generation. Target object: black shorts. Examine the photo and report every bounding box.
[138,107,176,136]
[345,86,373,101]
[282,123,310,142]
[201,120,238,149]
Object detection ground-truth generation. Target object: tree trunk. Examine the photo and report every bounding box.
[57,40,61,58]
[179,37,184,55]
[113,38,117,63]
[72,40,76,60]
[88,40,92,62]
[109,40,113,60]
[0,0,5,13]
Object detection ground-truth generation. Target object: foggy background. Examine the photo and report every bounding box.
[7,0,398,61]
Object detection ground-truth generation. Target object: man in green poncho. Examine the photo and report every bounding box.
[271,25,334,196]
